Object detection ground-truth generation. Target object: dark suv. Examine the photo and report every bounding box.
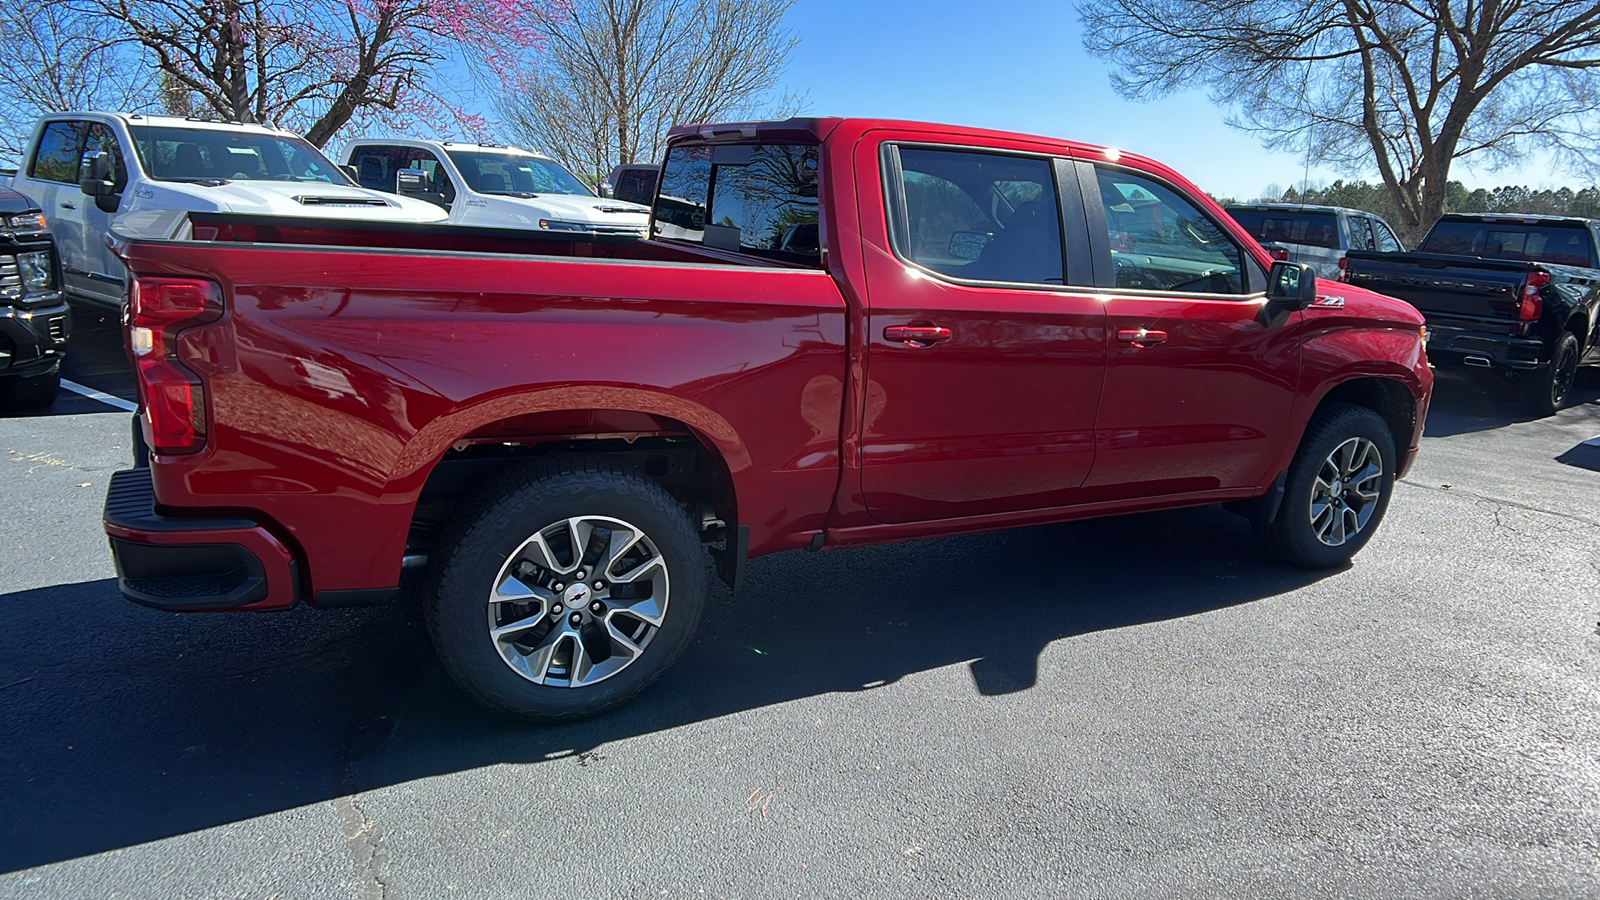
[0,186,68,410]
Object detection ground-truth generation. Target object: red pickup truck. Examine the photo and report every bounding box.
[103,118,1432,720]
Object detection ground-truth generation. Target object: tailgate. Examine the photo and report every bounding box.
[1344,251,1532,322]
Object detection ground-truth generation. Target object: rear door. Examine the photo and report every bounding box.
[1078,162,1298,502]
[856,136,1106,523]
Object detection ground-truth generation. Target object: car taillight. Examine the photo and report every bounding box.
[1519,270,1549,321]
[1270,246,1289,261]
[128,277,222,454]
[1337,256,1349,282]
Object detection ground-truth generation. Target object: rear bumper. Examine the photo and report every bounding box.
[1425,326,1544,371]
[103,468,299,612]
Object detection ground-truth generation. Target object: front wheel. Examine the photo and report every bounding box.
[2,369,60,411]
[1519,331,1580,417]
[1260,403,1396,568]
[425,457,708,721]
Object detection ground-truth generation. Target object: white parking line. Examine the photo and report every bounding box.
[59,379,138,412]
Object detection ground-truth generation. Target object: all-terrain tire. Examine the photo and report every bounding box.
[425,456,708,721]
[1519,331,1580,417]
[1261,402,1396,569]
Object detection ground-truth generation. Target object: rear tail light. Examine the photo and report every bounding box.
[128,278,222,454]
[1519,270,1549,321]
[1337,256,1349,282]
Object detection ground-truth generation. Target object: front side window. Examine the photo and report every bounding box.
[129,125,348,185]
[888,147,1063,285]
[355,146,455,202]
[1099,169,1244,294]
[83,124,128,193]
[447,150,590,197]
[654,142,821,265]
[1371,220,1403,252]
[30,121,87,183]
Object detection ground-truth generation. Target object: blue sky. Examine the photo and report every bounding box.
[778,0,1560,200]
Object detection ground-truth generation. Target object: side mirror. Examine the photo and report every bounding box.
[395,167,448,207]
[1266,260,1318,310]
[339,164,359,183]
[598,181,615,199]
[79,151,116,197]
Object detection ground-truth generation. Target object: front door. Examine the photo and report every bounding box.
[858,142,1106,524]
[1077,164,1299,503]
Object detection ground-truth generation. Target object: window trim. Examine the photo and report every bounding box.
[880,141,1078,292]
[1081,161,1267,299]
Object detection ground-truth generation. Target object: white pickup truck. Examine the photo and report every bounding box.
[341,139,649,235]
[9,112,447,309]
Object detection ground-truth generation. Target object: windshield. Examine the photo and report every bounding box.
[1226,209,1340,249]
[1420,220,1597,267]
[128,125,350,184]
[445,150,592,196]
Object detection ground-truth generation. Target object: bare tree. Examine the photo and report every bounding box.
[1077,0,1600,243]
[65,0,555,146]
[0,0,154,160]
[495,0,800,183]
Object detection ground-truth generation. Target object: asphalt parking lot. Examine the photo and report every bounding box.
[2,312,1597,899]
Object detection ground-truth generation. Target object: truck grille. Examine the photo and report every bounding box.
[0,256,19,300]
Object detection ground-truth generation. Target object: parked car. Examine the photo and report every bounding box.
[0,187,67,409]
[599,163,660,206]
[343,139,649,236]
[1344,213,1600,414]
[103,116,1432,722]
[1226,203,1406,279]
[9,112,447,310]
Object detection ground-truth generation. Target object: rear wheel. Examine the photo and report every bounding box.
[2,369,60,411]
[1520,331,1580,417]
[1260,403,1396,568]
[425,457,707,721]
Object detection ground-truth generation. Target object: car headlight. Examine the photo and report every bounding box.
[6,212,46,232]
[538,219,590,233]
[17,251,55,292]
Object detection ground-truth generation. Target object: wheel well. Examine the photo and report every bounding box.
[1317,378,1415,449]
[1564,313,1589,349]
[407,409,738,560]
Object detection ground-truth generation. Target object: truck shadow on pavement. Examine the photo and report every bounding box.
[0,505,1329,873]
[1424,367,1600,437]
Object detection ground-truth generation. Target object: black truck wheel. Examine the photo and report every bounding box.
[2,369,60,411]
[1520,331,1580,417]
[425,457,707,721]
[1260,403,1396,569]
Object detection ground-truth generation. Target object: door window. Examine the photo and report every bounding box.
[29,121,87,183]
[1096,168,1244,294]
[83,124,128,192]
[1371,220,1402,252]
[887,147,1064,286]
[1347,215,1376,251]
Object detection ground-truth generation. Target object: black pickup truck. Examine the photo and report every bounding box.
[0,185,68,410]
[1344,213,1600,415]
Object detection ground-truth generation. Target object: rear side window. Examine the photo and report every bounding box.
[1227,209,1340,249]
[1421,221,1596,267]
[886,146,1063,286]
[1347,216,1375,251]
[29,121,86,183]
[654,142,821,265]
